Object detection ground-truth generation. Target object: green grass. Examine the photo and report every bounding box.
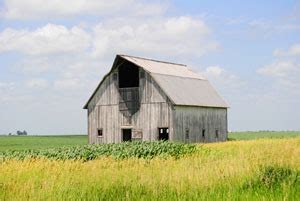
[229,131,300,140]
[0,135,87,151]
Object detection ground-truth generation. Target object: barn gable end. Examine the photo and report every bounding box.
[86,56,173,144]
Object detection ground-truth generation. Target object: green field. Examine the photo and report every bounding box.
[0,135,87,151]
[1,131,299,151]
[1,132,300,200]
[229,131,300,140]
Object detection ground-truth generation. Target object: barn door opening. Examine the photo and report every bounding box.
[122,129,132,142]
[158,128,169,141]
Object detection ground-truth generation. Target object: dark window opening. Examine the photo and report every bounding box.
[215,130,219,138]
[97,129,103,137]
[118,62,139,88]
[185,128,189,140]
[122,129,132,142]
[202,129,205,138]
[158,128,169,141]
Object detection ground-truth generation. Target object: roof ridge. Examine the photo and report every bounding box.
[118,54,187,67]
[151,72,207,80]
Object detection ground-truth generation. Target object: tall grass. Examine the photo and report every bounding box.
[1,138,300,200]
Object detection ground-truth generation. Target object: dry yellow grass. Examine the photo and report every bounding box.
[1,138,300,200]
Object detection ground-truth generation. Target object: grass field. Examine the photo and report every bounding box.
[229,131,300,140]
[1,132,300,200]
[0,135,87,151]
[1,131,299,151]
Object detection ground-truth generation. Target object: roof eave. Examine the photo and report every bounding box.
[174,104,230,108]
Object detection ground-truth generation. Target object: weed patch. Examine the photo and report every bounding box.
[243,165,299,190]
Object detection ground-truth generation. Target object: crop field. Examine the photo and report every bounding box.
[1,131,299,151]
[229,131,300,140]
[1,132,300,200]
[0,135,87,151]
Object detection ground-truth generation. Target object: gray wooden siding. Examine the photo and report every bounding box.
[89,69,119,111]
[173,106,227,143]
[87,68,173,144]
[87,66,228,144]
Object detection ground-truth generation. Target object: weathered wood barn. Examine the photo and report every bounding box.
[84,55,229,144]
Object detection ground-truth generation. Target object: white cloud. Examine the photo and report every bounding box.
[0,82,16,103]
[203,66,243,89]
[91,16,217,59]
[0,16,217,60]
[0,82,15,90]
[246,19,300,39]
[248,19,300,32]
[0,24,91,55]
[26,78,49,89]
[2,0,167,19]
[257,60,300,91]
[204,66,225,77]
[257,61,300,77]
[15,57,50,74]
[273,43,300,57]
[54,78,80,91]
[201,65,246,108]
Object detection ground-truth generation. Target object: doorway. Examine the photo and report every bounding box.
[122,129,132,142]
[158,128,169,141]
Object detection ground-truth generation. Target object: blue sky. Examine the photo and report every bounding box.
[0,0,300,134]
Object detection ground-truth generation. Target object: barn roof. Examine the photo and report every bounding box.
[84,54,229,109]
[120,55,205,79]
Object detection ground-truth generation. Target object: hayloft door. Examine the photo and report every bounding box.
[158,128,169,141]
[122,129,132,142]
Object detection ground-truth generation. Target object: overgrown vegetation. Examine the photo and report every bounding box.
[1,134,300,200]
[0,141,197,161]
[244,165,300,190]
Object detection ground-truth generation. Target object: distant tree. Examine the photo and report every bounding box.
[8,133,12,136]
[16,130,28,135]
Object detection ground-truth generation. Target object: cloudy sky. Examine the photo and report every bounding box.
[0,0,300,134]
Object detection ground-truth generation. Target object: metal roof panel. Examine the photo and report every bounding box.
[151,74,229,108]
[120,55,205,80]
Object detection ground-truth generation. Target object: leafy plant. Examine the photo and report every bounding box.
[0,141,197,161]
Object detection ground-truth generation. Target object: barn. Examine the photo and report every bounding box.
[84,55,229,144]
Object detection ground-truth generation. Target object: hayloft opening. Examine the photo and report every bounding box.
[118,62,139,88]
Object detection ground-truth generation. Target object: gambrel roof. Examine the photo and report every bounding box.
[84,54,229,109]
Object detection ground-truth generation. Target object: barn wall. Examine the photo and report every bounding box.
[87,70,119,144]
[87,68,173,144]
[173,106,227,143]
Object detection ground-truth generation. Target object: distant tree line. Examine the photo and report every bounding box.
[8,130,28,136]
